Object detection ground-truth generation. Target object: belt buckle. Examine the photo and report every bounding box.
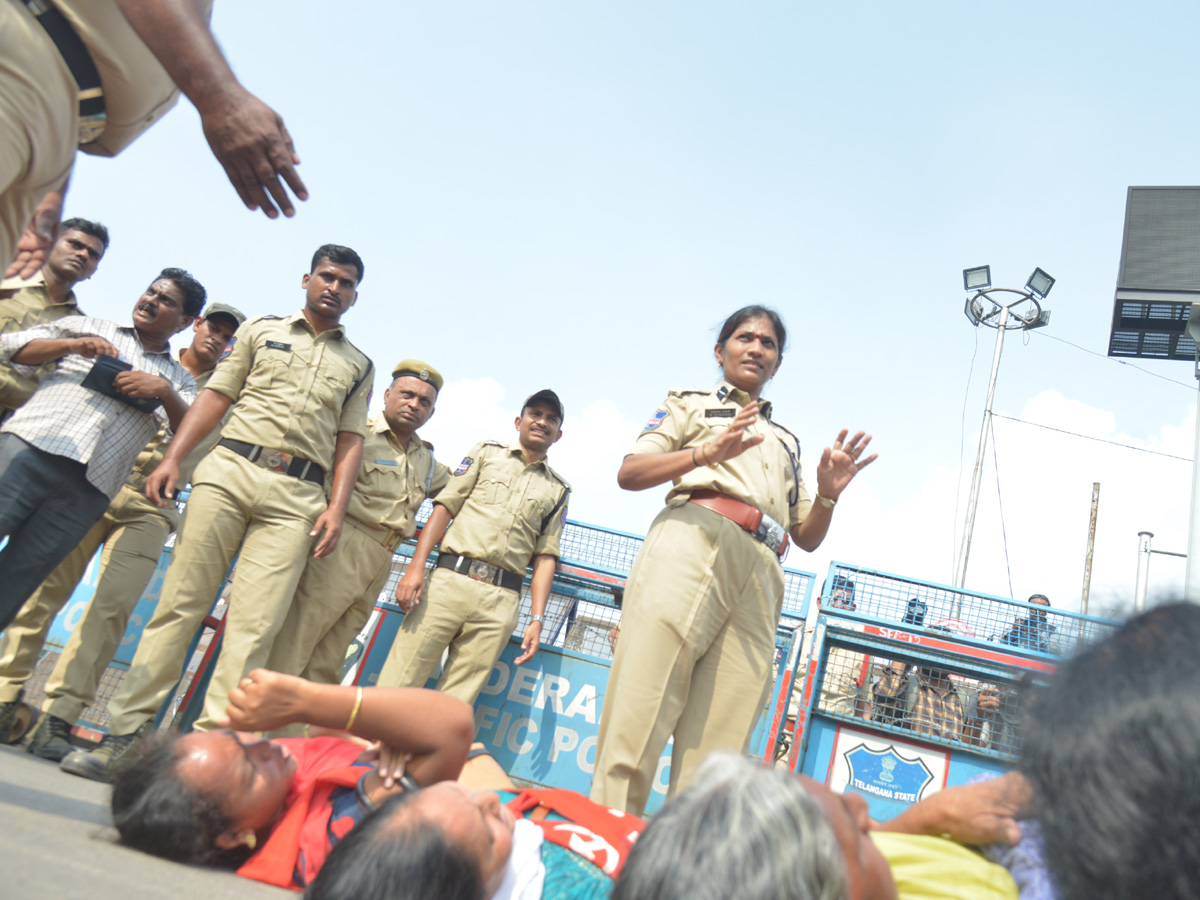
[756,519,785,554]
[468,559,493,583]
[263,449,293,474]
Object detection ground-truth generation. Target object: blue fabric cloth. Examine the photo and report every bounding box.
[966,773,1057,900]
[981,820,1056,900]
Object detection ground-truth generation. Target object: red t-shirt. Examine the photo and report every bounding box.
[236,736,372,890]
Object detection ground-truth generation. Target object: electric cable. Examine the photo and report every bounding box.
[990,413,1192,462]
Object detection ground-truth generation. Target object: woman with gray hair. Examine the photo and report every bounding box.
[613,754,1027,900]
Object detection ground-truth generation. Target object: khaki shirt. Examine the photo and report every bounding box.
[438,440,570,573]
[632,380,811,529]
[346,415,450,539]
[54,1,213,157]
[205,312,373,471]
[0,273,84,411]
[123,356,224,509]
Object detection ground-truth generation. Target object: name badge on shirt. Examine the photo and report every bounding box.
[375,459,398,466]
[265,341,292,351]
[705,408,736,418]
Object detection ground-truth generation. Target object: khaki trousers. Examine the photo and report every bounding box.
[106,448,324,734]
[590,501,783,815]
[0,0,77,275]
[376,567,520,705]
[266,517,394,685]
[0,486,168,715]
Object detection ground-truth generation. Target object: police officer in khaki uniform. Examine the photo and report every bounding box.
[0,304,244,758]
[590,306,876,816]
[0,218,107,417]
[377,390,570,705]
[60,245,372,782]
[1,0,303,280]
[265,359,450,687]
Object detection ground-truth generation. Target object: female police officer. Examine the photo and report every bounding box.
[591,305,876,815]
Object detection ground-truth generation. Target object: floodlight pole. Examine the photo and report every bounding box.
[955,307,1008,589]
[954,279,1050,597]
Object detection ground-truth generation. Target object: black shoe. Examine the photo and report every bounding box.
[0,691,32,744]
[27,713,75,762]
[59,722,151,783]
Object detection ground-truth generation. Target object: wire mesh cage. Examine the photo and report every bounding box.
[817,562,1122,656]
[813,635,1044,760]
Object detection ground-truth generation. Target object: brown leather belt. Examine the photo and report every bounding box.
[688,489,789,558]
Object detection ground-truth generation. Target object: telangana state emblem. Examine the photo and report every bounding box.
[843,744,933,805]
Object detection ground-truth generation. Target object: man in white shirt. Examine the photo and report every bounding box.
[0,268,202,629]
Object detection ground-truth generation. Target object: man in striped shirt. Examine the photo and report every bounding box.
[0,268,203,630]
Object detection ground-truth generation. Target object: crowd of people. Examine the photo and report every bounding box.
[105,603,1200,900]
[0,5,1195,900]
[3,226,1196,900]
[0,214,874,786]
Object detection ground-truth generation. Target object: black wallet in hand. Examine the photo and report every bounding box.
[80,355,162,413]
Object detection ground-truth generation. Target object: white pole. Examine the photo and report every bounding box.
[1186,380,1200,602]
[955,307,1009,589]
[1135,530,1154,612]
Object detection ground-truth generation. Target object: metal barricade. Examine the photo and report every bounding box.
[786,560,1122,820]
[817,561,1121,656]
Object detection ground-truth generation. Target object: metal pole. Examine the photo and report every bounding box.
[1080,483,1100,617]
[955,306,1009,589]
[1135,531,1154,612]
[1186,377,1200,602]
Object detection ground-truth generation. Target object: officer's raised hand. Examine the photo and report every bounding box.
[701,400,767,465]
[813,429,877,499]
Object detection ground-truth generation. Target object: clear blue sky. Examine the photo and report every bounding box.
[65,1,1200,615]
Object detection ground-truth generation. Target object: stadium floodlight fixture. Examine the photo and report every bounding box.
[964,296,986,326]
[1025,267,1056,298]
[963,265,992,292]
[1025,308,1052,329]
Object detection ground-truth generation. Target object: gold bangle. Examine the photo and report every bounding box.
[345,686,364,731]
[815,493,837,509]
